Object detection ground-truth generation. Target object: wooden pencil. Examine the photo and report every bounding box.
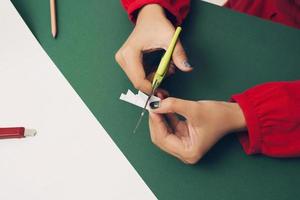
[50,0,57,38]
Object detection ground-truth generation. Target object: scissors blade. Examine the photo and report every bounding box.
[133,90,154,134]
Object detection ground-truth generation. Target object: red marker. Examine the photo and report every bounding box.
[0,127,37,139]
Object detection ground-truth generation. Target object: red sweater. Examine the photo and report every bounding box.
[121,0,300,29]
[120,0,300,157]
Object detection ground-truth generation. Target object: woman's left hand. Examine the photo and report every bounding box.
[149,98,246,164]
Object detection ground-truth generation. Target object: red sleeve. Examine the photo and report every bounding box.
[231,81,300,157]
[120,0,190,24]
[224,0,300,29]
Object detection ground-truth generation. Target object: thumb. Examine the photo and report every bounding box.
[172,40,193,72]
[149,97,190,117]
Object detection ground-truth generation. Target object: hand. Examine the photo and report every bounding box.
[115,4,192,94]
[149,98,246,164]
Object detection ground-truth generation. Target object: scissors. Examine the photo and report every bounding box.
[133,27,182,133]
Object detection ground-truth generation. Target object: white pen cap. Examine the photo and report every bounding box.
[24,129,37,137]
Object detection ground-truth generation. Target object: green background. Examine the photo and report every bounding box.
[12,0,300,199]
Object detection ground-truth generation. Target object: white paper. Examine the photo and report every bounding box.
[0,1,156,199]
[120,90,161,110]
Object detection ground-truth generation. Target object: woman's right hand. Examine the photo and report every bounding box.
[115,4,192,94]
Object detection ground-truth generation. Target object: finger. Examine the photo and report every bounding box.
[149,112,185,159]
[167,62,176,76]
[155,88,169,99]
[165,113,180,130]
[115,48,152,94]
[146,72,155,82]
[150,97,191,117]
[165,114,189,138]
[172,40,193,72]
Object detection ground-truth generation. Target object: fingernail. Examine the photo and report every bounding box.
[150,101,160,109]
[183,60,192,68]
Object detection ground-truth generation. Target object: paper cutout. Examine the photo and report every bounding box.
[120,90,161,110]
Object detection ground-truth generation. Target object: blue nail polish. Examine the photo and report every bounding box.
[150,101,160,109]
[183,60,192,68]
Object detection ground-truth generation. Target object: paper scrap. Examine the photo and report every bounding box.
[120,90,161,110]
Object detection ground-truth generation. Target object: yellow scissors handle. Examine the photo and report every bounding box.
[152,27,182,89]
[133,27,182,133]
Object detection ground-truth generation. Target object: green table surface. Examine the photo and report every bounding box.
[12,0,300,199]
